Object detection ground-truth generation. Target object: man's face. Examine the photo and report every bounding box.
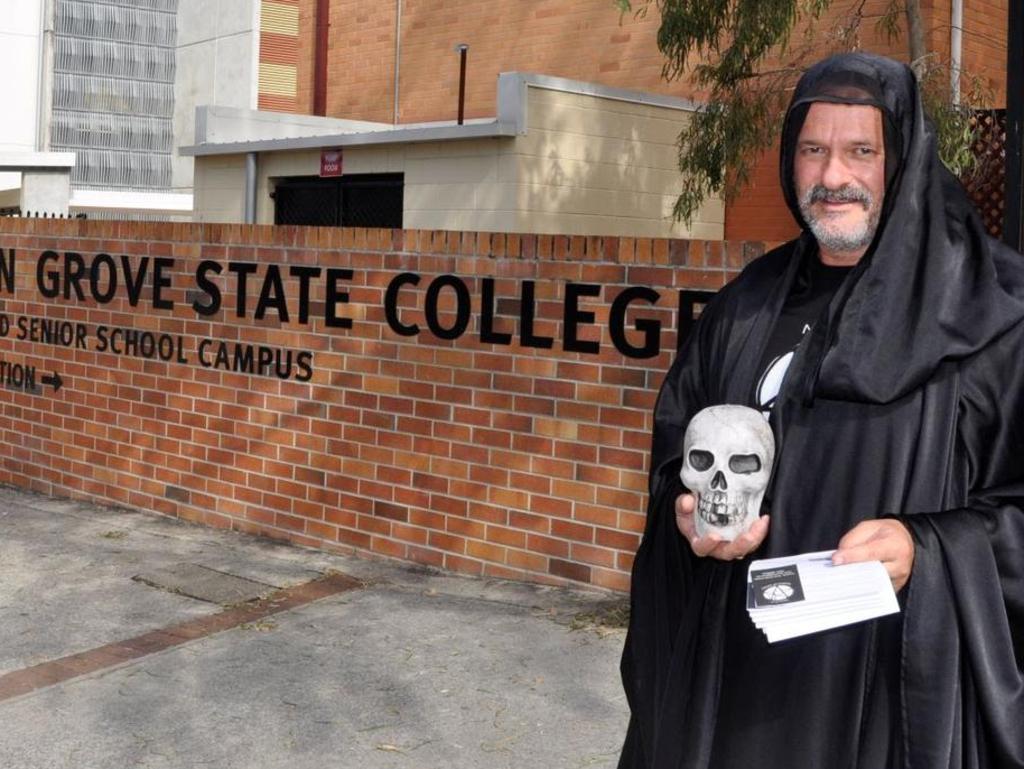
[794,102,886,264]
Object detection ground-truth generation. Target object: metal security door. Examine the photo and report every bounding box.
[273,178,341,226]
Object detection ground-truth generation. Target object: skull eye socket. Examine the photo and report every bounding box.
[728,454,762,474]
[688,449,714,472]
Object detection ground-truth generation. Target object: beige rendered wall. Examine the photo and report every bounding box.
[195,84,720,238]
[508,86,719,238]
[402,139,520,234]
[192,154,247,223]
[403,84,721,238]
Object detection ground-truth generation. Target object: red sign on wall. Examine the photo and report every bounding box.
[320,149,343,177]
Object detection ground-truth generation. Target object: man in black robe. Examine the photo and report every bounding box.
[618,53,1024,769]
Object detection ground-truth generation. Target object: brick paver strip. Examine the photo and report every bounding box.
[0,572,362,703]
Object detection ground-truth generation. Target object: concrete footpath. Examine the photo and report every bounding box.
[0,486,629,769]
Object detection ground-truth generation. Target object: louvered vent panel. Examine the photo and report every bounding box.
[51,0,177,191]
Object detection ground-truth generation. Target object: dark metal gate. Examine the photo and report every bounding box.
[272,174,403,228]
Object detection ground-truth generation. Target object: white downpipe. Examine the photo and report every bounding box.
[244,152,257,224]
[393,0,402,125]
[950,0,963,104]
[37,0,56,151]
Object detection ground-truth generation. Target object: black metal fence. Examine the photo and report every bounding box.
[0,208,86,219]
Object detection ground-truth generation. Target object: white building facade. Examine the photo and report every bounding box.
[0,0,262,219]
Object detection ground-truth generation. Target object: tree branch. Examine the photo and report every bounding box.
[904,0,926,75]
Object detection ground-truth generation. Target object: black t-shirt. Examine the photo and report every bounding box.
[754,254,852,413]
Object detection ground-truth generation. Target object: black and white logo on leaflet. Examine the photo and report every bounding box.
[749,564,806,608]
[756,324,812,415]
[761,582,795,603]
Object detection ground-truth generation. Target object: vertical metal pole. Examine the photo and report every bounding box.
[393,0,402,125]
[313,0,330,116]
[244,152,258,224]
[950,0,963,104]
[455,44,468,125]
[1005,0,1024,251]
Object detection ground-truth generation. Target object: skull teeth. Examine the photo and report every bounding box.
[696,492,744,528]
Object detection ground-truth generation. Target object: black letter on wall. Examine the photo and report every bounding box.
[609,286,661,359]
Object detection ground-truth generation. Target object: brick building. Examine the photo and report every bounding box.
[183,0,1009,241]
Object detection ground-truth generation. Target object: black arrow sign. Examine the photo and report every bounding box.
[41,372,62,392]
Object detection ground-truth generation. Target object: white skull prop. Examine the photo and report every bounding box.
[680,405,775,541]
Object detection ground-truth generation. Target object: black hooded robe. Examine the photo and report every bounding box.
[618,54,1024,769]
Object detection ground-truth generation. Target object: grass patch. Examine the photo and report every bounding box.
[238,620,278,632]
[569,600,630,633]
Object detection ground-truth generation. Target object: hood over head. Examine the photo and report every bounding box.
[779,52,1024,404]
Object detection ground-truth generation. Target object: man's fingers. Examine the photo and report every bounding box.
[742,514,771,549]
[677,514,697,541]
[834,522,908,564]
[690,515,769,561]
[691,532,723,557]
[833,519,915,592]
[720,514,771,559]
[676,493,695,516]
[676,492,770,561]
[836,520,881,551]
[675,493,697,541]
[832,541,884,565]
[835,539,912,589]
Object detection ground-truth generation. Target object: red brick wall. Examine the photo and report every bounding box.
[724,143,801,243]
[311,0,674,125]
[961,0,1008,107]
[295,0,318,115]
[0,220,773,592]
[304,0,929,125]
[280,1,1008,250]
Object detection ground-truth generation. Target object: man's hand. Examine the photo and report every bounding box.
[675,492,770,560]
[833,519,915,592]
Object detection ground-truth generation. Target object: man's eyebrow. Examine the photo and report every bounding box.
[797,138,880,147]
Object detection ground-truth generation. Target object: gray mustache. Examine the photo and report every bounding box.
[804,184,872,208]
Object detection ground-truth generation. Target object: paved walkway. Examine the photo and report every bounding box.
[0,486,629,768]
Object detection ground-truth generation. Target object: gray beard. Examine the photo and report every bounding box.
[799,186,881,253]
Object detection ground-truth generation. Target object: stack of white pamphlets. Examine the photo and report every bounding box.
[746,550,900,643]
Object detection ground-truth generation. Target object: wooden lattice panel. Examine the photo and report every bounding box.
[962,109,1006,238]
